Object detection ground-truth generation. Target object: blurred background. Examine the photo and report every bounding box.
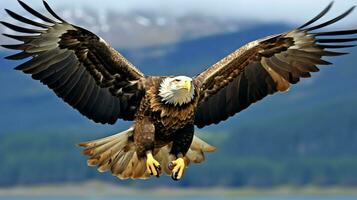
[0,0,357,199]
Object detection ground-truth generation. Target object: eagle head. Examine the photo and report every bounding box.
[159,76,195,106]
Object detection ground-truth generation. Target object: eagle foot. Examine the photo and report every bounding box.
[146,152,161,177]
[169,157,186,181]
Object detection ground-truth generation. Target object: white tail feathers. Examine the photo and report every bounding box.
[79,127,216,180]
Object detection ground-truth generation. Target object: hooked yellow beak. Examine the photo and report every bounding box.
[183,80,191,91]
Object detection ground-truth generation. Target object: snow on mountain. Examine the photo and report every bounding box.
[0,7,258,48]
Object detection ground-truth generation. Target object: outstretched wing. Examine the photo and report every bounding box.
[1,0,145,124]
[194,2,357,128]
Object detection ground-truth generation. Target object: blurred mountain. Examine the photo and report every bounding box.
[0,7,256,48]
[0,23,357,187]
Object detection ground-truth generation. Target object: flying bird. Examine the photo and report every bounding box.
[2,0,357,181]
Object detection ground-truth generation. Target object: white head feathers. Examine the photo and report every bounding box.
[158,76,195,106]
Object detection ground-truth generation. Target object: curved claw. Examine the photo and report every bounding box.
[146,152,161,177]
[169,158,186,181]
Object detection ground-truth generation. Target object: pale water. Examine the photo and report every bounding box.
[0,196,357,200]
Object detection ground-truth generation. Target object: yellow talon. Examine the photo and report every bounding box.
[146,151,161,177]
[169,157,186,181]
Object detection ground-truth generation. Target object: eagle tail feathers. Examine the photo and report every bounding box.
[78,127,150,180]
[79,129,216,180]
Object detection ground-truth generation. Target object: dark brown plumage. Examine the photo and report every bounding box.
[2,1,356,181]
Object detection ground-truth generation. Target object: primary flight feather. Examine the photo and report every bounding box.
[2,0,356,181]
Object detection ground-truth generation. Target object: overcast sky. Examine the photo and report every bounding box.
[0,0,356,26]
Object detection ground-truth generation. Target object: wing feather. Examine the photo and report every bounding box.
[4,51,33,60]
[32,53,73,80]
[2,34,40,43]
[305,6,355,31]
[0,21,44,33]
[194,3,357,128]
[67,72,89,105]
[298,1,333,29]
[4,9,50,28]
[17,0,57,24]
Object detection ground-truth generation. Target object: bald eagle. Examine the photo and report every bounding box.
[2,1,357,181]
